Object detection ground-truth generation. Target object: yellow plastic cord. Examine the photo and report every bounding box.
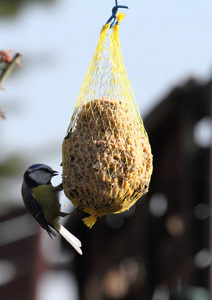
[82,215,97,229]
[116,11,125,23]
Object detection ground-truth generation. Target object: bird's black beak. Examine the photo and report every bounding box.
[52,170,59,177]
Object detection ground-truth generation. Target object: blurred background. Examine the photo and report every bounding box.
[0,0,212,299]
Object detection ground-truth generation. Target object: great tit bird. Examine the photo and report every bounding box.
[21,164,82,255]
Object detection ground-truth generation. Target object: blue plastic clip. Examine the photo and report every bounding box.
[106,0,129,28]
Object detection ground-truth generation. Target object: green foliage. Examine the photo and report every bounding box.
[0,155,24,177]
[0,0,56,17]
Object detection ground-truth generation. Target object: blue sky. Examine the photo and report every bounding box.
[1,0,212,198]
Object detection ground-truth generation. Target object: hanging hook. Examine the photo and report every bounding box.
[106,0,129,28]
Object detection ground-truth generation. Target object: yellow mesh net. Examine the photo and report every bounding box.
[62,13,153,228]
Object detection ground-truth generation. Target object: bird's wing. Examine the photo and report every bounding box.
[24,193,56,238]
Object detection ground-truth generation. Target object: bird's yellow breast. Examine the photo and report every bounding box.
[32,185,61,226]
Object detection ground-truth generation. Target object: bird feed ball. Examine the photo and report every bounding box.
[62,96,153,228]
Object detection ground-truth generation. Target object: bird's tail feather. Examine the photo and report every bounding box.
[59,224,82,255]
